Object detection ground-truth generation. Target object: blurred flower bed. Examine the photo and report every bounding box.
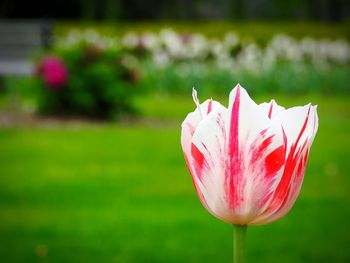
[3,27,349,120]
[56,28,350,96]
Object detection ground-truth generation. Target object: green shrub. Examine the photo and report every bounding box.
[35,45,140,119]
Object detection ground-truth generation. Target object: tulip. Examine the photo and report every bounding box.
[181,84,318,262]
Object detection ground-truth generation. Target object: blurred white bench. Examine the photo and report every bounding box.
[0,20,53,76]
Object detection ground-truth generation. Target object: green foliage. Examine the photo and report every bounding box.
[35,46,139,119]
[140,61,350,96]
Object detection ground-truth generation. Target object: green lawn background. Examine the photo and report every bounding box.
[0,94,349,262]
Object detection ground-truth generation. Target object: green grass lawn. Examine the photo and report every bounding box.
[0,94,350,262]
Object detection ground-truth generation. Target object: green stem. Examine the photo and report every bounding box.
[233,224,247,263]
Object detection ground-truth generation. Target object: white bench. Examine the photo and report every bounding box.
[0,20,53,75]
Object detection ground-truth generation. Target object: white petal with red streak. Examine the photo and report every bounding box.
[259,100,285,119]
[226,85,286,223]
[181,99,222,164]
[250,105,318,225]
[180,99,223,210]
[190,104,232,222]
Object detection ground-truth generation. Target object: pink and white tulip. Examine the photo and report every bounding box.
[181,84,318,225]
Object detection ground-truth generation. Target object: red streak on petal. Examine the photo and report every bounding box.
[207,99,213,114]
[260,128,268,137]
[250,132,272,165]
[296,159,304,178]
[227,87,242,208]
[183,154,209,209]
[191,143,205,181]
[261,135,273,150]
[265,145,285,177]
[293,106,311,153]
[249,130,284,209]
[265,105,311,214]
[268,101,274,119]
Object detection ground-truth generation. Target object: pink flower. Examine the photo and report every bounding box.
[37,56,68,89]
[181,84,318,225]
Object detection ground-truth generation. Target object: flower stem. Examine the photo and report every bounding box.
[233,224,247,263]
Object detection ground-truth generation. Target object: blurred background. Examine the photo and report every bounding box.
[0,0,349,262]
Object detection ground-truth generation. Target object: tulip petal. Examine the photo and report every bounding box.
[181,97,222,208]
[181,98,221,160]
[226,85,286,223]
[251,104,318,225]
[190,104,232,222]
